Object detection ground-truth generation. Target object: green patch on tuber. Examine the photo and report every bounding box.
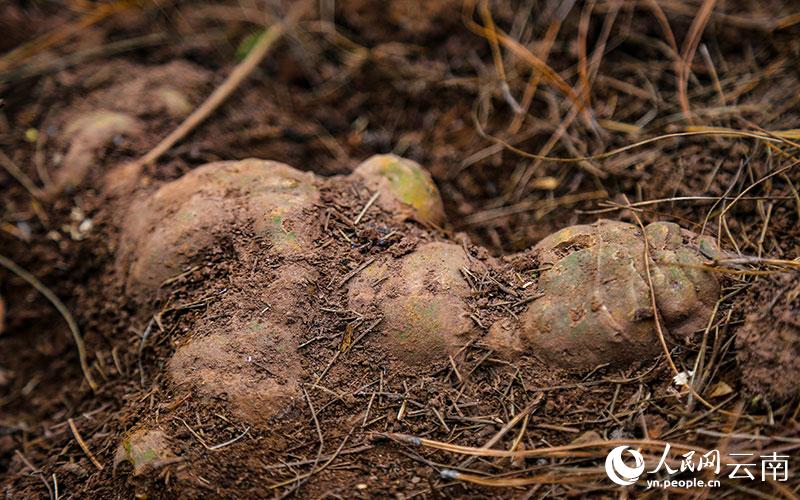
[351,154,446,225]
[114,428,175,476]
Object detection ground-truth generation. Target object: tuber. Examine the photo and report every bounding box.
[48,61,209,194]
[111,155,721,421]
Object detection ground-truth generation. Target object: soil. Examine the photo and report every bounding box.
[1,1,799,498]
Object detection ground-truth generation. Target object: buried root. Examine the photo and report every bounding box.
[105,154,725,424]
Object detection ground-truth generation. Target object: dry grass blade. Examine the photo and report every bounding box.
[678,0,718,122]
[270,424,356,492]
[68,418,103,470]
[474,122,787,163]
[462,0,588,122]
[0,0,136,73]
[459,393,544,468]
[0,149,42,199]
[577,0,595,110]
[383,432,704,458]
[135,26,283,168]
[176,417,251,451]
[0,254,97,391]
[440,468,605,487]
[507,9,565,133]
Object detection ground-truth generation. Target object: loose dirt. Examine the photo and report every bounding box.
[1,1,798,498]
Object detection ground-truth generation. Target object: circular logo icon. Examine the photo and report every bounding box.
[605,446,645,486]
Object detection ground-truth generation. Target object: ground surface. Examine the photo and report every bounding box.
[1,1,799,498]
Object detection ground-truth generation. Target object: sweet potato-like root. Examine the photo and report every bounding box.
[118,159,318,297]
[51,110,142,194]
[114,156,721,423]
[48,62,210,195]
[350,154,446,226]
[168,263,314,420]
[168,319,302,422]
[114,427,176,477]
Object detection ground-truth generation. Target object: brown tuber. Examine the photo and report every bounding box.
[348,241,478,366]
[516,219,720,370]
[110,155,721,422]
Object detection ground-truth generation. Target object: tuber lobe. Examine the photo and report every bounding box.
[351,154,446,226]
[518,219,720,370]
[348,241,477,366]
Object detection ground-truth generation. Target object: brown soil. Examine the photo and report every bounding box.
[1,1,799,498]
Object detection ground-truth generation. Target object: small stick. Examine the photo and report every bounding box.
[353,191,379,225]
[0,149,42,199]
[176,417,250,451]
[68,418,103,470]
[271,424,356,492]
[0,254,97,390]
[336,257,375,289]
[459,393,543,468]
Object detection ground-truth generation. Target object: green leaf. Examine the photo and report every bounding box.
[235,31,265,62]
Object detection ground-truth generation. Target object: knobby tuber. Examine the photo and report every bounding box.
[111,154,721,422]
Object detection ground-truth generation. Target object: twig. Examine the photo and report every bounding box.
[0,149,42,199]
[271,424,357,492]
[278,387,324,497]
[353,191,380,225]
[383,432,704,457]
[459,393,543,468]
[678,0,717,122]
[68,418,103,470]
[474,124,786,164]
[315,318,382,383]
[0,254,97,390]
[177,417,251,451]
[336,257,375,289]
[440,468,604,487]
